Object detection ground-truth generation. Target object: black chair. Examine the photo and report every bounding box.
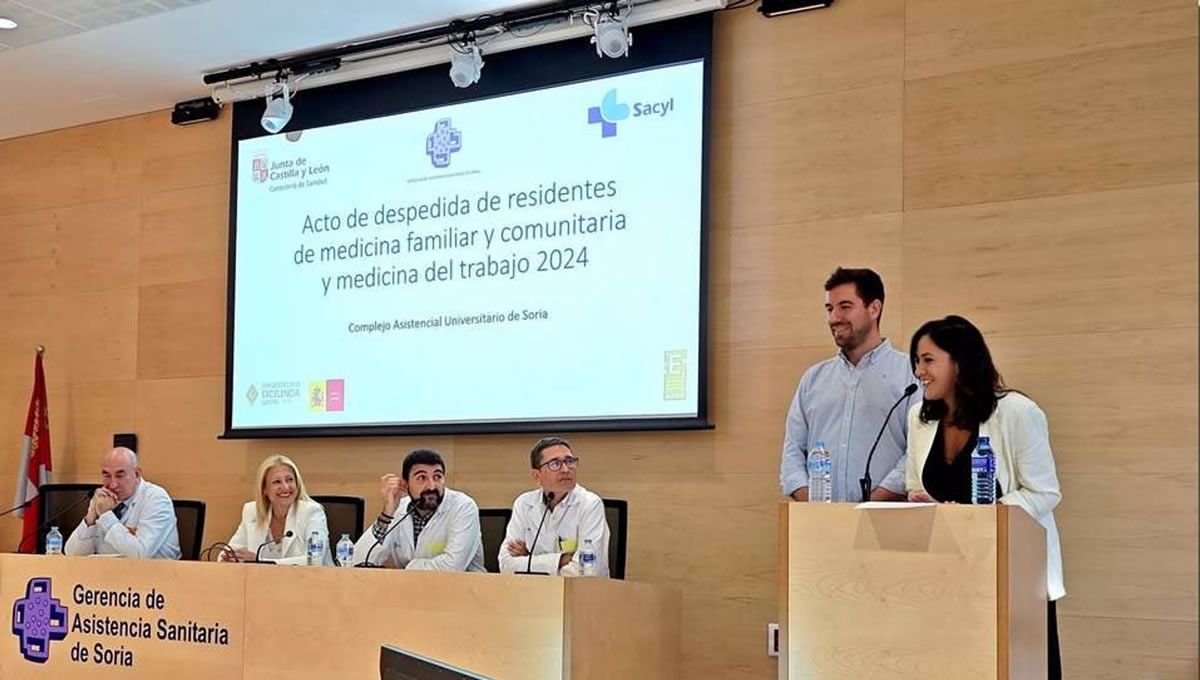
[172,499,206,561]
[478,508,513,573]
[602,498,628,580]
[312,495,365,544]
[36,483,100,553]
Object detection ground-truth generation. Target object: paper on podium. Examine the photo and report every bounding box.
[854,501,936,510]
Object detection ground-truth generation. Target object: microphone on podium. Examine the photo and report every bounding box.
[13,489,97,553]
[859,383,919,502]
[517,491,555,576]
[356,501,420,568]
[250,530,294,564]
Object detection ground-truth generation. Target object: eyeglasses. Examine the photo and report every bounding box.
[537,455,579,472]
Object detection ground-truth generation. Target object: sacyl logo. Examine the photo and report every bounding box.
[588,89,675,138]
[12,577,69,663]
[587,89,630,138]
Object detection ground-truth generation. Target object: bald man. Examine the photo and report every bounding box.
[64,447,181,559]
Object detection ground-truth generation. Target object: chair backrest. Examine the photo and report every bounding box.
[36,483,100,553]
[311,495,365,544]
[602,498,628,580]
[172,499,206,561]
[478,508,513,573]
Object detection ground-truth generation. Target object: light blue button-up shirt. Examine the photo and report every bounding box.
[779,339,919,502]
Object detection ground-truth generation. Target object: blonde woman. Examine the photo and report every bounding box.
[220,455,331,565]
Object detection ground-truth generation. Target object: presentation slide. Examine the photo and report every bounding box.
[229,59,705,432]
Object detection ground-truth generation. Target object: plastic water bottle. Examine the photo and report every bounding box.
[579,538,598,577]
[807,441,833,503]
[306,531,324,566]
[45,526,63,556]
[971,436,997,505]
[335,533,354,567]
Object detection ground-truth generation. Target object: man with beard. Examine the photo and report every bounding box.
[352,449,485,571]
[779,267,919,503]
[499,437,610,577]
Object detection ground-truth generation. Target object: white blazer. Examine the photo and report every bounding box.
[352,489,485,572]
[498,484,610,577]
[226,498,332,566]
[63,478,181,560]
[905,391,1065,600]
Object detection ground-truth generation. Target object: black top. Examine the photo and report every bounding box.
[922,421,978,504]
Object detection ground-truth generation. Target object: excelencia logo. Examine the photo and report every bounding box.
[587,89,676,138]
[308,379,345,413]
[12,577,69,663]
[426,118,463,168]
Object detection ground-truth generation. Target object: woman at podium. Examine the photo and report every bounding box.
[904,315,1063,680]
[219,454,332,565]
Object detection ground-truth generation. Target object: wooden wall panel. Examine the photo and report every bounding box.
[902,183,1199,337]
[714,0,904,105]
[136,278,225,379]
[1059,615,1199,680]
[725,83,902,227]
[0,2,1194,678]
[140,183,229,287]
[906,0,1198,80]
[905,39,1198,209]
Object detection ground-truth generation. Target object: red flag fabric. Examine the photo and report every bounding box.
[13,351,51,553]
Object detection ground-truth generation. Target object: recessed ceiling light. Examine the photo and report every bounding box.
[0,17,18,30]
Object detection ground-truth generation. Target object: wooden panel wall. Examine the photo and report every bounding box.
[0,2,1195,678]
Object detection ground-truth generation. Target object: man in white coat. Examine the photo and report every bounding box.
[499,437,610,577]
[352,449,485,571]
[64,447,181,559]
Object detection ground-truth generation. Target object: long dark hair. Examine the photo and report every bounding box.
[909,315,1008,428]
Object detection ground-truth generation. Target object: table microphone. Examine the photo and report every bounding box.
[0,497,35,520]
[13,489,96,553]
[518,491,555,576]
[356,502,419,568]
[859,383,919,502]
[249,530,294,564]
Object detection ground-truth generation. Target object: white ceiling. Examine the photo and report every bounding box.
[0,0,541,140]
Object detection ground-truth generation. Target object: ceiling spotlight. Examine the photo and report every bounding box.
[261,80,293,134]
[449,44,484,89]
[592,14,631,59]
[0,17,18,30]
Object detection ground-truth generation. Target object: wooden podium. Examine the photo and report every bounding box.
[0,555,679,680]
[779,503,1047,680]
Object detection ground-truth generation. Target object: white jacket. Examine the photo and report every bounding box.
[352,489,485,571]
[226,498,332,566]
[906,392,1065,600]
[64,478,181,560]
[498,484,610,577]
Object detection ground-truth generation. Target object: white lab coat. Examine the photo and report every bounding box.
[906,391,1065,600]
[64,479,181,560]
[225,498,332,566]
[498,484,610,577]
[352,488,485,571]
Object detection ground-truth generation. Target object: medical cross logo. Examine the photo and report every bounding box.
[426,118,463,168]
[587,89,630,138]
[12,577,69,663]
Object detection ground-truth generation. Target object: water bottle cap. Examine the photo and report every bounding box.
[341,533,350,539]
[814,440,826,447]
